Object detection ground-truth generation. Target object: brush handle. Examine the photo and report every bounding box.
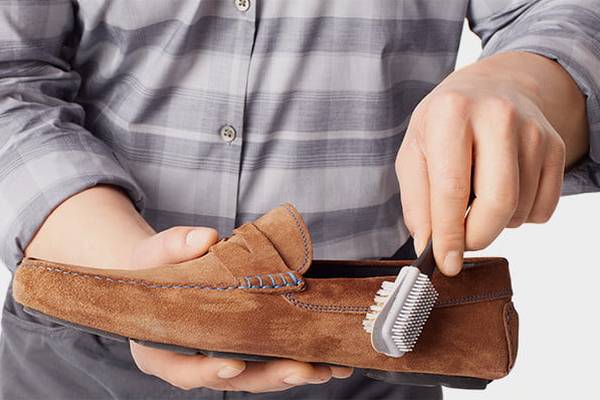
[415,190,476,277]
[414,239,436,277]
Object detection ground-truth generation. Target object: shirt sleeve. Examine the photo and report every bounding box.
[0,1,145,271]
[467,0,600,195]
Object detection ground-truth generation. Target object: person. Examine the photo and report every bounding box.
[0,1,598,399]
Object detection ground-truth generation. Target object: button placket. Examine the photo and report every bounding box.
[223,0,255,230]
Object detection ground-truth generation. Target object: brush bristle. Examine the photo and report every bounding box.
[390,274,437,352]
[363,272,438,355]
[362,281,395,333]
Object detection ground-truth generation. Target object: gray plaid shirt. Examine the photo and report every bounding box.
[1,0,599,270]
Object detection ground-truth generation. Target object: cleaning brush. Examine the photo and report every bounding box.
[362,239,438,358]
[363,191,476,358]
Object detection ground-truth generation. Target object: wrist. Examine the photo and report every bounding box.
[26,185,154,269]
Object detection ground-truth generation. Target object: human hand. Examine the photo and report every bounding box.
[396,53,581,276]
[128,226,353,392]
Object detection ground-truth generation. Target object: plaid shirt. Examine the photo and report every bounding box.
[1,0,599,270]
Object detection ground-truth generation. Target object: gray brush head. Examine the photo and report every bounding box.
[363,266,438,358]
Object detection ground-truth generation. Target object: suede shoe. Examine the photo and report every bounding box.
[13,203,517,389]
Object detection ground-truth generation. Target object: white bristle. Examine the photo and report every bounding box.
[363,270,438,357]
[389,278,438,351]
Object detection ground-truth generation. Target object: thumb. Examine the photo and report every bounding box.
[131,226,219,268]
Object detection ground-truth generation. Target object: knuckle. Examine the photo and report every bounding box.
[547,139,566,167]
[521,121,544,148]
[437,176,469,200]
[435,90,472,114]
[476,194,518,222]
[490,99,519,136]
[490,97,518,120]
[435,228,464,248]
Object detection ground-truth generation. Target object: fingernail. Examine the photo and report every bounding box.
[335,368,354,379]
[185,229,206,248]
[283,375,308,385]
[218,366,243,379]
[414,236,427,256]
[443,251,462,275]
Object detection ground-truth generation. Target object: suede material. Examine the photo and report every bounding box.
[503,301,519,371]
[290,259,511,311]
[251,204,313,274]
[12,204,518,381]
[209,223,292,277]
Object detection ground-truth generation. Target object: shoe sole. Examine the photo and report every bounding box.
[23,307,490,390]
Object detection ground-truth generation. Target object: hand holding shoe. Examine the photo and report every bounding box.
[128,225,353,392]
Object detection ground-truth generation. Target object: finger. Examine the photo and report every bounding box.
[132,226,219,267]
[226,360,332,393]
[130,341,245,390]
[330,366,354,379]
[396,125,432,255]
[424,94,473,276]
[507,122,545,228]
[465,113,520,250]
[528,136,565,223]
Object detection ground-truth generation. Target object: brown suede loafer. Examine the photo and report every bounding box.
[13,204,518,389]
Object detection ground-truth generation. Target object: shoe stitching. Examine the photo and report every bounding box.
[22,263,303,291]
[239,272,302,289]
[281,204,310,273]
[286,271,300,284]
[283,289,513,314]
[282,293,368,314]
[279,273,288,285]
[434,289,513,308]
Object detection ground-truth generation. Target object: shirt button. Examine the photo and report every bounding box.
[234,0,250,12]
[220,125,237,143]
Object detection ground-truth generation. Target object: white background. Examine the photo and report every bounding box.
[1,22,598,399]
